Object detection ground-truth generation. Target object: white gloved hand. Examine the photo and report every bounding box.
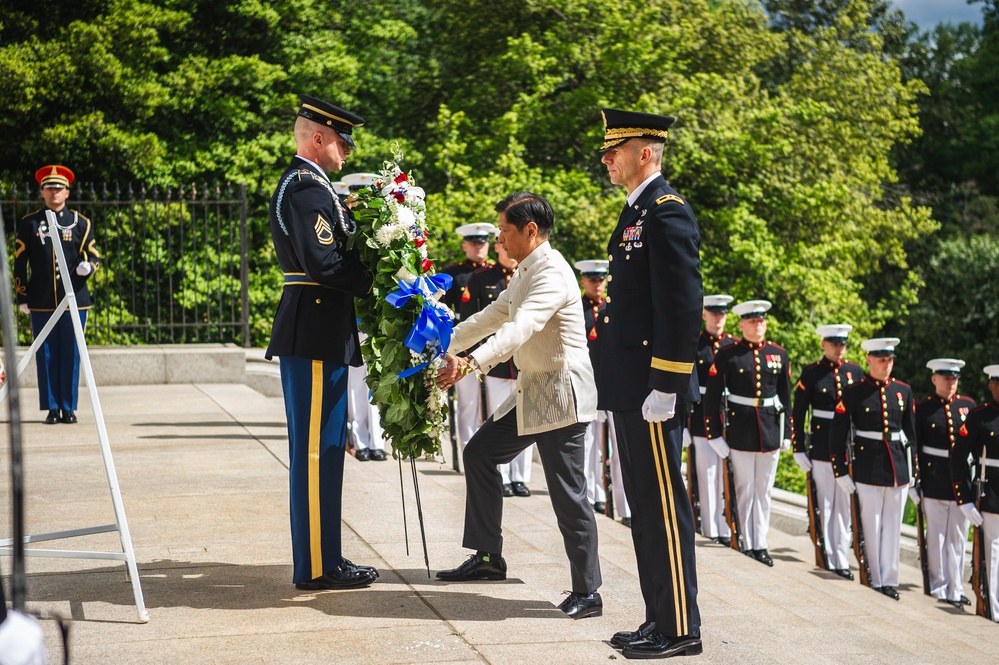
[793,452,812,473]
[595,410,608,424]
[0,609,48,665]
[908,487,921,506]
[707,437,730,459]
[75,262,92,276]
[681,428,692,449]
[836,474,856,495]
[960,502,985,527]
[780,438,792,452]
[18,303,30,315]
[642,390,677,423]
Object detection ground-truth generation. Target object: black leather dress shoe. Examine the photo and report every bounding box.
[946,598,964,609]
[558,591,602,619]
[880,586,900,600]
[340,558,379,577]
[436,552,507,581]
[712,536,728,545]
[833,568,854,580]
[753,549,773,567]
[61,409,77,424]
[960,595,971,606]
[622,630,703,659]
[511,481,531,497]
[44,410,61,425]
[593,501,606,514]
[354,448,372,461]
[621,517,632,528]
[370,449,387,461]
[502,483,514,497]
[611,621,656,648]
[295,561,377,590]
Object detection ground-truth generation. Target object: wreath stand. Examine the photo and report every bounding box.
[0,210,148,622]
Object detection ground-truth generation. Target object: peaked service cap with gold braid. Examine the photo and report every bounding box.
[599,108,676,152]
[35,165,74,189]
[297,94,365,149]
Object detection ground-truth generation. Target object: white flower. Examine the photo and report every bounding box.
[408,187,426,202]
[375,223,407,247]
[395,266,418,283]
[393,205,416,228]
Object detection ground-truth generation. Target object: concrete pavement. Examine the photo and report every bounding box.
[1,380,997,664]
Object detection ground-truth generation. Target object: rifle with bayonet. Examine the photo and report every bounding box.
[721,388,745,552]
[971,444,992,619]
[915,489,931,596]
[847,434,872,587]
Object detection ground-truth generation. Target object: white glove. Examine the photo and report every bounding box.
[75,262,92,276]
[642,390,676,423]
[780,438,792,452]
[595,410,608,424]
[960,502,985,527]
[908,487,921,506]
[836,474,856,495]
[707,437,730,459]
[793,452,812,473]
[908,475,917,488]
[0,609,48,664]
[18,303,29,315]
[681,428,691,449]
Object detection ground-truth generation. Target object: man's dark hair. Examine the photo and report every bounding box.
[494,192,553,238]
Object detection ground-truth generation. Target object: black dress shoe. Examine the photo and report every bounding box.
[960,595,971,606]
[369,449,387,461]
[879,586,900,600]
[340,557,379,577]
[61,409,77,424]
[712,536,728,545]
[511,481,531,497]
[436,552,507,581]
[946,599,965,609]
[295,560,377,590]
[611,621,656,648]
[502,483,514,497]
[558,591,602,619]
[832,568,854,580]
[621,517,632,528]
[354,448,372,461]
[622,630,703,659]
[593,501,606,514]
[753,549,774,567]
[44,410,60,425]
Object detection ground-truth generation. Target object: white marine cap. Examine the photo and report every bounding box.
[731,299,772,319]
[861,337,901,357]
[574,259,609,278]
[983,365,999,380]
[815,324,853,341]
[331,181,350,196]
[926,358,965,375]
[455,222,499,241]
[703,294,734,312]
[341,172,381,190]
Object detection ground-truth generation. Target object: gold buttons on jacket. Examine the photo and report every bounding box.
[604,316,609,323]
[606,297,612,303]
[315,299,321,304]
[643,340,648,346]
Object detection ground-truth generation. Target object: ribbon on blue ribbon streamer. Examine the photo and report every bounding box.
[385,274,454,378]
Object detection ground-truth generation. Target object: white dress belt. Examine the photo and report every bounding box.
[855,429,903,442]
[986,459,999,469]
[811,408,835,420]
[729,394,780,408]
[920,445,949,458]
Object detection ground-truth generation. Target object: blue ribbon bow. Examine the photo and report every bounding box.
[385,274,454,378]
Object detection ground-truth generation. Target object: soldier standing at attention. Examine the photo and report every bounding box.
[702,300,792,567]
[791,324,863,578]
[598,108,703,659]
[829,338,917,600]
[914,358,976,607]
[686,294,736,544]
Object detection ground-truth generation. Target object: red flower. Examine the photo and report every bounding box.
[393,190,406,203]
[414,236,426,247]
[421,258,433,273]
[394,173,409,184]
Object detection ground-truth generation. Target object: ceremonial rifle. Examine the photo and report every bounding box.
[447,386,460,472]
[602,417,614,518]
[972,445,992,619]
[721,388,745,552]
[847,435,872,587]
[687,434,702,535]
[915,491,931,596]
[805,468,828,569]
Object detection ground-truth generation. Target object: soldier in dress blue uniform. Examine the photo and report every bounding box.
[791,324,863,578]
[265,94,377,591]
[443,223,497,451]
[597,108,703,659]
[702,300,792,567]
[686,294,736,545]
[914,358,976,607]
[460,241,532,497]
[951,364,999,621]
[829,337,917,600]
[14,165,100,425]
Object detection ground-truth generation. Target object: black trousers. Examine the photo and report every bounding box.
[614,407,701,637]
[461,407,602,593]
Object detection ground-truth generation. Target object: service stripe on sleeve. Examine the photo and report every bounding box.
[651,358,694,374]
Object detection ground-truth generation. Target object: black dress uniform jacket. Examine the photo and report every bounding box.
[688,332,736,438]
[702,339,792,452]
[459,263,518,380]
[598,176,702,409]
[581,294,606,385]
[951,400,999,513]
[443,259,489,322]
[265,157,373,364]
[792,359,863,462]
[915,394,976,501]
[14,207,100,310]
[829,376,917,487]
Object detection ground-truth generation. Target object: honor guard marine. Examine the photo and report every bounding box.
[791,324,863,578]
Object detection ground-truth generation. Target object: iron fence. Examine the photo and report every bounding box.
[1,182,249,346]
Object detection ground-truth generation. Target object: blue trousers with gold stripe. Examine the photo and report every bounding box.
[280,356,349,584]
[31,310,87,412]
[614,406,701,638]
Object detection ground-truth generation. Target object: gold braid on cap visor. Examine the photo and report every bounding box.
[600,127,669,150]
